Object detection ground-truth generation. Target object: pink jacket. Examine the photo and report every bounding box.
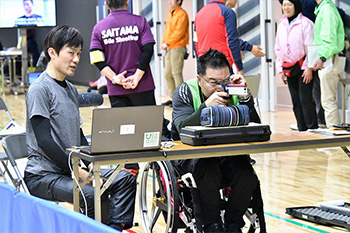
[275,13,314,73]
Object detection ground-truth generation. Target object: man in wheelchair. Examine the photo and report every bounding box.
[171,49,261,233]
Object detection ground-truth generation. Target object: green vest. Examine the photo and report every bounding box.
[314,0,345,59]
[186,78,239,111]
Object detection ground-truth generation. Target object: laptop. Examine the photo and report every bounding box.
[80,105,164,155]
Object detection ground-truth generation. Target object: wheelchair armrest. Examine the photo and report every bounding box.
[181,173,197,188]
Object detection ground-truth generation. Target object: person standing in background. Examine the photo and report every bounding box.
[279,0,326,129]
[299,0,317,22]
[27,29,40,66]
[194,0,243,75]
[90,0,156,109]
[87,74,108,95]
[313,0,345,128]
[275,0,318,131]
[160,0,189,107]
[89,0,157,218]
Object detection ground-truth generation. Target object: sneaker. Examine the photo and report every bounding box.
[204,223,224,233]
[250,158,256,165]
[161,100,172,107]
[318,123,327,129]
[290,124,298,131]
[89,81,97,87]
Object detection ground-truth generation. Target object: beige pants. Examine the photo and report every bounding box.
[164,47,186,100]
[318,54,346,128]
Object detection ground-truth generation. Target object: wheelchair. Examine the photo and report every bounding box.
[139,160,267,233]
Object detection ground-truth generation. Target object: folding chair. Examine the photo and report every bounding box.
[245,74,261,118]
[0,151,8,183]
[1,133,30,194]
[0,97,14,182]
[0,97,14,122]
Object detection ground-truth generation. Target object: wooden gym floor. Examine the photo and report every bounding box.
[1,86,350,233]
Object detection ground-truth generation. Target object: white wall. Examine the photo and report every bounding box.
[181,1,197,83]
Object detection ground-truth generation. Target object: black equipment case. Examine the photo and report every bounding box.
[180,124,271,146]
[286,202,350,231]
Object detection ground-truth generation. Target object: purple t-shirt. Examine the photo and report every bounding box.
[90,10,155,96]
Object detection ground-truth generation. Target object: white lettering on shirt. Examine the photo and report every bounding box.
[115,35,139,43]
[101,26,140,46]
[101,28,120,39]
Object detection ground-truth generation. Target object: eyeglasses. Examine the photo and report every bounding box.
[200,75,230,86]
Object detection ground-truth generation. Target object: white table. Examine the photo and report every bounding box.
[0,50,23,95]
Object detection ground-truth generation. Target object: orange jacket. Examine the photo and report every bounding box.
[162,6,189,50]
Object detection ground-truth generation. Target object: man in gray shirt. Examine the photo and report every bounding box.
[24,25,136,231]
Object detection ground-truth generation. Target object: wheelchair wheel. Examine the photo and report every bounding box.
[139,161,180,233]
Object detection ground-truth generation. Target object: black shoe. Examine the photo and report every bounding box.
[204,223,224,233]
[225,224,242,233]
[161,100,172,107]
[109,223,123,231]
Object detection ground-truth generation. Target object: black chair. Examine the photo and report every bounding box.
[245,74,261,118]
[1,133,30,194]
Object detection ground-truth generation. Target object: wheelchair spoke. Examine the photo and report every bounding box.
[150,195,157,223]
[139,161,180,233]
[150,207,162,231]
[152,165,157,196]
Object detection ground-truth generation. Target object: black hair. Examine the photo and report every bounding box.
[280,0,303,18]
[44,25,83,61]
[197,49,230,77]
[24,0,33,3]
[178,0,183,6]
[106,0,128,10]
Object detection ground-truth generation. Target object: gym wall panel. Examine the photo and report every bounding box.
[236,0,261,75]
